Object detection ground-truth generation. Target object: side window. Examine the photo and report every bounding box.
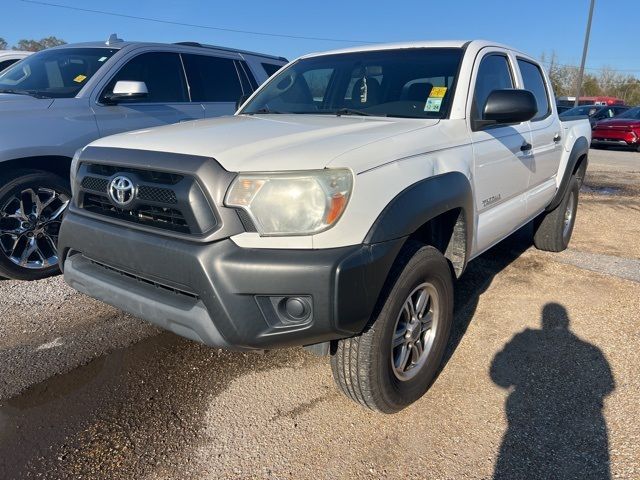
[517,59,550,121]
[473,54,514,120]
[101,52,188,103]
[0,59,19,72]
[182,54,243,103]
[261,63,282,77]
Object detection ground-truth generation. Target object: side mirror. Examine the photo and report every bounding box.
[474,89,537,130]
[104,80,148,104]
[235,93,251,111]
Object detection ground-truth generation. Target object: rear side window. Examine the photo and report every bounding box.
[473,55,514,120]
[101,52,188,103]
[517,59,550,121]
[182,54,242,102]
[261,62,282,77]
[0,59,20,72]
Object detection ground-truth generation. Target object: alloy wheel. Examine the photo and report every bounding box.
[0,187,69,270]
[391,282,440,381]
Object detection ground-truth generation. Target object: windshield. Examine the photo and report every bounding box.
[613,106,640,119]
[560,105,599,117]
[241,48,464,119]
[0,47,118,98]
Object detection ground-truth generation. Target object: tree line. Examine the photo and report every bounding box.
[542,52,640,106]
[0,36,66,52]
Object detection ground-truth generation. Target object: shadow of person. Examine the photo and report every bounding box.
[491,303,615,480]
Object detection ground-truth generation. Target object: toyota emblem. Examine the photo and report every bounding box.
[109,175,136,208]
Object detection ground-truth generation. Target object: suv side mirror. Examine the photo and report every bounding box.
[473,89,537,130]
[104,80,148,104]
[236,93,251,111]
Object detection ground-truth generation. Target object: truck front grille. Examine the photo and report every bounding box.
[83,193,190,233]
[75,162,218,235]
[86,164,183,185]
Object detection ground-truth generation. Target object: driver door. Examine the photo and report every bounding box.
[469,50,533,254]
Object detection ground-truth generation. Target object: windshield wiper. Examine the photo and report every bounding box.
[244,107,283,115]
[334,108,385,117]
[0,89,50,99]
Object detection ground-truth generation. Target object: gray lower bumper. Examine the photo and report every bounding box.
[59,211,403,350]
[64,253,230,348]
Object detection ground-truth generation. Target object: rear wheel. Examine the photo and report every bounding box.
[330,243,454,413]
[0,169,70,281]
[533,175,579,252]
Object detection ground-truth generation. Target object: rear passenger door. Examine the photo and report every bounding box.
[517,57,563,215]
[94,51,204,138]
[470,50,533,253]
[181,54,247,118]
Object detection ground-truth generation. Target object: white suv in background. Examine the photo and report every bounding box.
[0,50,31,72]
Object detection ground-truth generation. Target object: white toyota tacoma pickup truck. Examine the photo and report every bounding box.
[59,40,591,413]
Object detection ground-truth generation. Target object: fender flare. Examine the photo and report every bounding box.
[547,136,589,211]
[364,171,474,273]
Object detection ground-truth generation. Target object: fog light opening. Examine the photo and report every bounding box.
[280,296,311,322]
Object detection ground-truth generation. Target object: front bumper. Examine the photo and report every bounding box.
[59,212,403,350]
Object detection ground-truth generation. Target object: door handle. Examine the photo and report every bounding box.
[520,141,532,152]
[553,133,562,143]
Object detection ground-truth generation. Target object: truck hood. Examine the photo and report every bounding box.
[89,114,438,172]
[0,93,54,111]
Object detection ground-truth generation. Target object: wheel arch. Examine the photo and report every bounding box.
[364,171,473,278]
[0,156,72,183]
[547,136,589,211]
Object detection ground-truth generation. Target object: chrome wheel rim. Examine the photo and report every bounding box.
[391,282,439,381]
[0,187,69,269]
[563,193,575,239]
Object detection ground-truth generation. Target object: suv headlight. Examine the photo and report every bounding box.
[225,169,353,235]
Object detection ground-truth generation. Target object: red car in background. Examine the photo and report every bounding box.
[591,106,640,151]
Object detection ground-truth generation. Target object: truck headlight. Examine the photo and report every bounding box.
[225,169,353,235]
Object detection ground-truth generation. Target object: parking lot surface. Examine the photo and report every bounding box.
[0,148,638,479]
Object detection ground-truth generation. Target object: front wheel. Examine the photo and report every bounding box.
[330,243,454,413]
[0,169,71,281]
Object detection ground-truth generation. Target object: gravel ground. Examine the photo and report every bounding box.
[0,148,638,479]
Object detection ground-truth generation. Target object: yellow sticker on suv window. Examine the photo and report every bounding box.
[429,86,447,98]
[73,74,87,83]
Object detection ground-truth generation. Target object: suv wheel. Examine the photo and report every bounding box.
[533,175,580,252]
[330,243,453,413]
[0,169,70,281]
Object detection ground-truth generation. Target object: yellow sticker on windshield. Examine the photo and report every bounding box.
[73,74,87,83]
[430,86,447,98]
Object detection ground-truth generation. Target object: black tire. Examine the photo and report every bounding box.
[533,176,580,252]
[0,169,71,281]
[330,242,454,413]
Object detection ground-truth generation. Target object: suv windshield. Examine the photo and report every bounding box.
[614,107,640,119]
[241,48,464,119]
[0,47,118,98]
